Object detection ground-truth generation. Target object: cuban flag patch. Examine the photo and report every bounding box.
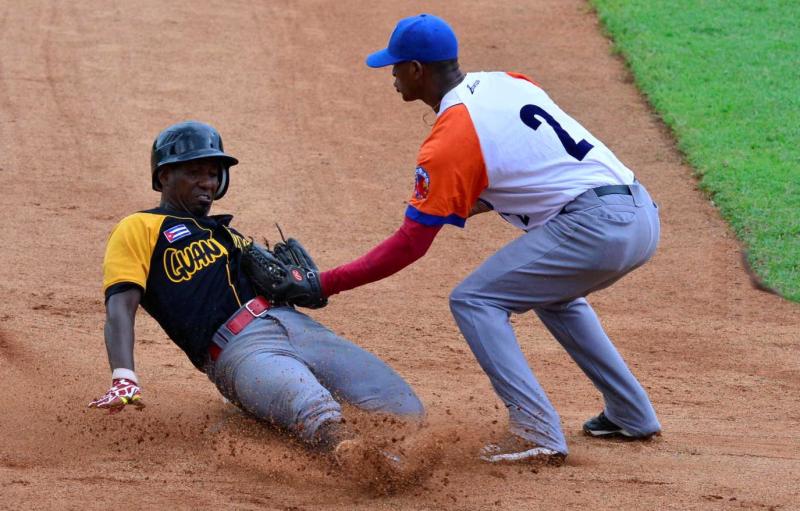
[163,224,191,243]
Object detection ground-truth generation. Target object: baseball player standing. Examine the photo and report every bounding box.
[317,14,662,464]
[89,121,424,471]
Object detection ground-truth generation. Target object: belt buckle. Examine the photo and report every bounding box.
[245,298,269,318]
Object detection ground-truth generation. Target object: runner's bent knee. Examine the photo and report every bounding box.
[378,380,425,417]
[230,353,342,441]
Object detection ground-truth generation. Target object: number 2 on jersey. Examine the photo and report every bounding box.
[519,104,593,161]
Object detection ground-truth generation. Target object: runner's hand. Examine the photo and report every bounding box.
[88,378,144,414]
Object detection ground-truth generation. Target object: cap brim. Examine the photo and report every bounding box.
[365,48,404,68]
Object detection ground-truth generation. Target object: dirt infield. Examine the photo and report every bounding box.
[1,1,798,509]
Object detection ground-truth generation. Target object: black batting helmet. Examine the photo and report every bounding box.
[150,121,239,200]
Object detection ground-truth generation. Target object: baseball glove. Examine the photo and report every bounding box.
[240,239,327,309]
[273,238,318,271]
[273,237,328,309]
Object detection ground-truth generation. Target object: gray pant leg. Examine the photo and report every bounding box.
[265,308,424,418]
[450,184,661,452]
[449,297,567,452]
[535,298,660,436]
[450,216,576,453]
[208,316,342,444]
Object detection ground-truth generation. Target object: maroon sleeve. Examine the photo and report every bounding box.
[320,217,442,296]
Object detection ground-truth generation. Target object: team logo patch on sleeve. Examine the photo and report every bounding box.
[414,166,430,199]
[163,224,191,243]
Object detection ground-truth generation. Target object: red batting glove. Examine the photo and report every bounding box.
[88,378,144,414]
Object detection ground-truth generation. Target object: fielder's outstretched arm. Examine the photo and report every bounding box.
[320,216,441,296]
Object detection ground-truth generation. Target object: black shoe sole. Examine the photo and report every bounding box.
[583,426,660,440]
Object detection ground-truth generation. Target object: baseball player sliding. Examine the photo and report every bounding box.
[312,14,662,464]
[89,121,426,479]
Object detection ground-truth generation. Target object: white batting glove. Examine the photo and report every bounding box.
[89,370,144,414]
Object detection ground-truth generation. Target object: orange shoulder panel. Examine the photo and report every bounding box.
[506,71,541,87]
[409,104,488,225]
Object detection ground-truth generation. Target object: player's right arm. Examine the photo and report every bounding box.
[89,213,161,413]
[321,104,487,297]
[89,288,145,413]
[104,288,141,374]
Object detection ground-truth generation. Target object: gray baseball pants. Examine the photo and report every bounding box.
[205,306,424,444]
[450,183,661,454]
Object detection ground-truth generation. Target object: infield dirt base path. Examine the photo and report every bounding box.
[1,1,798,510]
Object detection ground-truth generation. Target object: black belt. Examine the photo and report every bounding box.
[593,184,632,196]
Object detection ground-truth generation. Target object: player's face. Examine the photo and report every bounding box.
[392,61,423,102]
[159,159,220,216]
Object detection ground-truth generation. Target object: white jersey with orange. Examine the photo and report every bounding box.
[406,71,635,231]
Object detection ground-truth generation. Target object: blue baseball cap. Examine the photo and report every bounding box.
[366,14,458,68]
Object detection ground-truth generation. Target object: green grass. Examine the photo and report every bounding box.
[590,0,800,301]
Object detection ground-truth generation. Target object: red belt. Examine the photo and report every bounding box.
[208,296,271,362]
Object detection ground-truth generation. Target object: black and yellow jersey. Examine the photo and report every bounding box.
[103,207,256,369]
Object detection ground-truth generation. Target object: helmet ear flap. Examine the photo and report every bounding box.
[152,165,164,192]
[215,167,230,200]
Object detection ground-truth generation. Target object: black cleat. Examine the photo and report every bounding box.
[583,411,658,439]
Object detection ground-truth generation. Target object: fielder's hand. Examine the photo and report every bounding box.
[88,378,144,414]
